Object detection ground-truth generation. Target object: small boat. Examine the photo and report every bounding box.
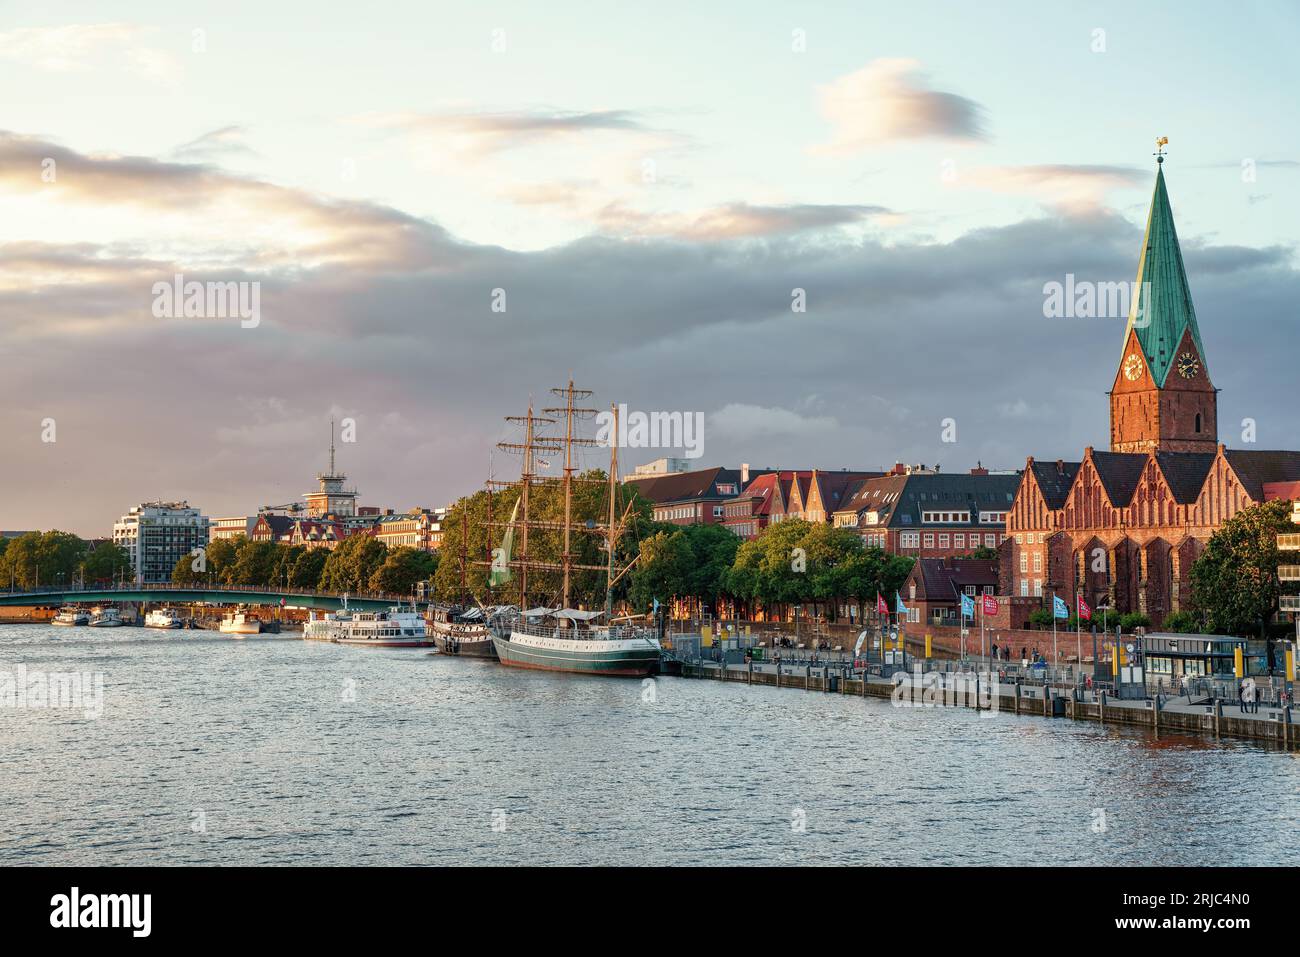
[219,607,262,636]
[428,604,509,658]
[144,608,184,629]
[51,606,89,627]
[88,607,124,628]
[334,605,432,648]
[303,606,351,642]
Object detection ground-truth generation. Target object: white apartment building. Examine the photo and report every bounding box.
[112,501,210,585]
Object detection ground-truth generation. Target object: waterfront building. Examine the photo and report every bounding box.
[111,501,210,585]
[210,515,256,541]
[375,508,443,552]
[626,465,774,526]
[250,513,296,543]
[631,457,692,476]
[721,468,883,538]
[831,465,1019,557]
[304,423,358,518]
[900,557,999,629]
[1000,158,1300,629]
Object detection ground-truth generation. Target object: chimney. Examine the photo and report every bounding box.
[970,460,988,476]
[1055,459,1064,475]
[741,463,750,484]
[892,461,906,476]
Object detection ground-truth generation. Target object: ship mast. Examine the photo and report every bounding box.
[543,380,597,609]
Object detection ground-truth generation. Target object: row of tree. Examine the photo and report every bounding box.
[169,535,439,596]
[0,531,132,589]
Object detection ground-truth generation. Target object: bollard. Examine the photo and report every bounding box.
[1214,698,1222,739]
[776,662,781,689]
[1099,690,1107,726]
[748,660,753,686]
[1014,683,1021,714]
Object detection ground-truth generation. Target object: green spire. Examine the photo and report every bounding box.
[1122,163,1205,386]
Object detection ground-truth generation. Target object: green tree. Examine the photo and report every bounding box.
[1190,500,1295,638]
[1161,610,1201,633]
[0,531,86,589]
[289,547,329,588]
[628,529,694,612]
[369,546,439,595]
[170,552,203,585]
[1118,612,1151,631]
[319,535,389,592]
[80,542,132,584]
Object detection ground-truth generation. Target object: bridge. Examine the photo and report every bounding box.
[0,584,427,612]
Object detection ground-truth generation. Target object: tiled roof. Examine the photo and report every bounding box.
[913,558,999,601]
[1029,460,1081,510]
[836,472,1020,528]
[1090,451,1147,507]
[1222,450,1300,500]
[1153,451,1216,504]
[626,467,771,505]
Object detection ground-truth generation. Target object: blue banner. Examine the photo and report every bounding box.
[1053,595,1069,619]
[895,592,908,614]
[960,593,975,618]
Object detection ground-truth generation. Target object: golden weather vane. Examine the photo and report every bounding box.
[1154,136,1169,164]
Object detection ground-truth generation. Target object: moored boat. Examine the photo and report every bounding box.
[219,606,262,636]
[334,605,431,647]
[51,606,89,627]
[493,608,660,677]
[429,604,506,658]
[88,607,123,628]
[144,607,184,629]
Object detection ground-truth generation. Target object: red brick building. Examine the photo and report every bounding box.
[1000,160,1300,628]
[901,557,999,629]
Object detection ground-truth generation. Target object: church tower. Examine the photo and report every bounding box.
[1110,149,1217,453]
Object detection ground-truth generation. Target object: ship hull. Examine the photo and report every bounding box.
[336,637,434,648]
[431,632,498,659]
[492,632,660,677]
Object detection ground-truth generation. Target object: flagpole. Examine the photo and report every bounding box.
[1052,589,1059,670]
[1076,589,1082,680]
[981,597,986,661]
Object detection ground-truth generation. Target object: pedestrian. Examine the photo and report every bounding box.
[1238,679,1246,712]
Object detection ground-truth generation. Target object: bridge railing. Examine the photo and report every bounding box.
[0,583,423,604]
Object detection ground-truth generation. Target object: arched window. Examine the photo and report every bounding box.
[1195,413,1202,434]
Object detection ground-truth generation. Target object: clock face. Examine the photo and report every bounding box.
[1177,351,1201,379]
[1123,353,1144,381]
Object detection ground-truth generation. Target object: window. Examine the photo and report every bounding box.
[982,585,993,595]
[954,534,965,548]
[923,534,935,548]
[939,534,949,547]
[1195,413,1202,434]
[1033,579,1043,597]
[979,510,1007,525]
[909,583,917,600]
[908,608,920,623]
[1020,554,1027,573]
[1033,553,1042,573]
[963,585,976,596]
[985,533,996,547]
[900,532,920,548]
[1020,579,1028,597]
[1015,534,1023,545]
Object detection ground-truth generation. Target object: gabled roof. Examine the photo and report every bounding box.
[1222,450,1300,501]
[1089,451,1147,507]
[1122,164,1206,387]
[835,471,1021,527]
[911,557,999,602]
[256,514,295,536]
[809,471,883,513]
[626,467,770,505]
[1153,451,1216,504]
[1029,460,1081,510]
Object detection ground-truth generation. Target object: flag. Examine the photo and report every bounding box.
[895,592,908,615]
[1052,595,1069,619]
[652,598,660,615]
[982,594,998,616]
[1077,595,1092,620]
[490,498,520,586]
[960,593,975,618]
[876,593,888,614]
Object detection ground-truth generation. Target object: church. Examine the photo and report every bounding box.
[999,155,1300,628]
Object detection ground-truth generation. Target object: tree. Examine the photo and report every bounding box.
[203,537,241,584]
[227,539,282,586]
[170,552,203,585]
[369,547,439,595]
[628,530,694,612]
[81,542,132,584]
[289,548,328,589]
[319,534,388,592]
[0,531,86,589]
[1161,610,1200,633]
[1190,500,1295,638]
[1118,612,1150,631]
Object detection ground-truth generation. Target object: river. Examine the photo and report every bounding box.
[2,624,1296,865]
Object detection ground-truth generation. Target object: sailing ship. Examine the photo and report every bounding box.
[51,606,89,626]
[483,381,661,677]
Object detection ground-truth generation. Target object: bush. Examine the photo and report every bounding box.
[1028,608,1054,629]
[1161,610,1200,633]
[1118,612,1151,631]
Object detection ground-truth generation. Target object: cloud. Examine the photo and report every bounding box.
[359,108,664,156]
[592,201,892,240]
[957,164,1146,214]
[710,404,840,442]
[813,59,987,154]
[0,23,180,81]
[171,126,258,161]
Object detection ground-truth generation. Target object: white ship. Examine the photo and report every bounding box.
[218,607,262,636]
[333,605,431,648]
[144,608,184,629]
[51,606,89,627]
[88,607,123,628]
[303,607,352,642]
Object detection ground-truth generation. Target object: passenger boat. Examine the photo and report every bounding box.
[334,605,431,648]
[88,607,123,628]
[51,606,89,627]
[303,606,351,641]
[428,605,507,658]
[144,608,184,629]
[218,607,262,636]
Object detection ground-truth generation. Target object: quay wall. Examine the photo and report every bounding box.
[678,662,1296,749]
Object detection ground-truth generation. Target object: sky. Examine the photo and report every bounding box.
[2,1,1299,536]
